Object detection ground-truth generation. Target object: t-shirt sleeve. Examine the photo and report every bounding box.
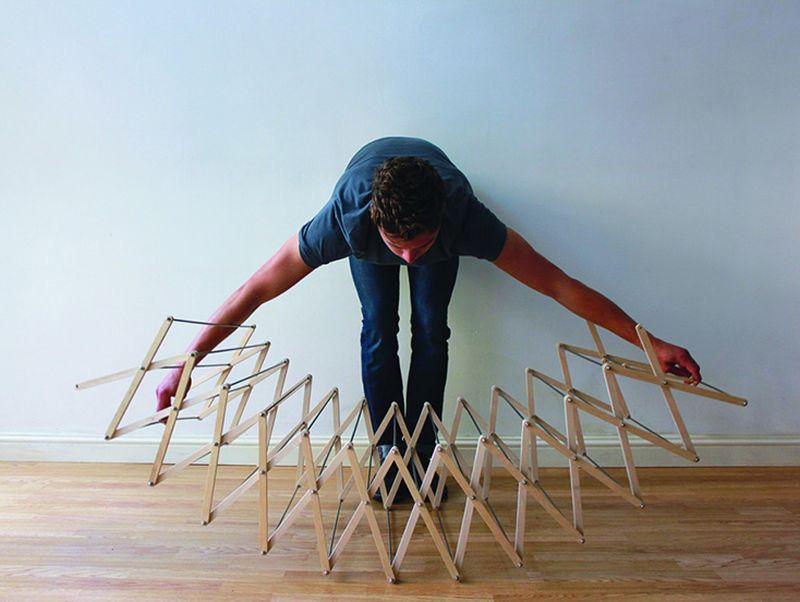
[297,199,353,268]
[452,196,508,261]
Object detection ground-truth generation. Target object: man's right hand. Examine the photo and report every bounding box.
[151,233,312,419]
[156,367,192,416]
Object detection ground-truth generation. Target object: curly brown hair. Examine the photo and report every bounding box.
[369,156,446,240]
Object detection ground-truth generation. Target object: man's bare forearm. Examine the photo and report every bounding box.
[493,227,702,382]
[178,233,313,365]
[550,277,639,346]
[493,228,639,346]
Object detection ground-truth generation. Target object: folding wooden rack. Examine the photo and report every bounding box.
[555,321,748,503]
[76,317,747,582]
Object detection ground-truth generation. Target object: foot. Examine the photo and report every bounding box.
[372,444,413,504]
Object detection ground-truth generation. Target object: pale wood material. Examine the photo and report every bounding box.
[203,372,316,525]
[74,317,751,587]
[6,462,797,600]
[555,321,748,506]
[75,317,270,442]
[150,355,285,488]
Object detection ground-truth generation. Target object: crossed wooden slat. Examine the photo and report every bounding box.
[555,321,747,504]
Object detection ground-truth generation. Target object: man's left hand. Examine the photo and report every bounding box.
[651,338,702,384]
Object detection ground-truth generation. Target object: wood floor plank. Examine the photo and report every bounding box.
[0,462,798,600]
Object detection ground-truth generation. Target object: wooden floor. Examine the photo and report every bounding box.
[1,462,798,601]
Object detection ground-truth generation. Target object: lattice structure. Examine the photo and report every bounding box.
[555,321,748,504]
[76,317,747,582]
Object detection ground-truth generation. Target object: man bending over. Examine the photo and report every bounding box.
[156,137,701,498]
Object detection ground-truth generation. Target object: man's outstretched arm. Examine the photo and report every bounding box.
[493,227,701,382]
[156,233,314,411]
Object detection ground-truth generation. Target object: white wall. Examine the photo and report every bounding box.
[1,1,798,464]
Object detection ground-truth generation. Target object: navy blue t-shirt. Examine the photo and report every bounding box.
[298,137,507,268]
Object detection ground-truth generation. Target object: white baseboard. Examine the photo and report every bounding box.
[1,432,798,466]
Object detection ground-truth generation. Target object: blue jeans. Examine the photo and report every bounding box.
[349,256,459,448]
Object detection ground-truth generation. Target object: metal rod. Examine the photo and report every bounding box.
[157,363,231,369]
[435,508,452,557]
[536,420,560,442]
[348,405,363,444]
[462,404,483,435]
[582,451,620,485]
[197,343,268,356]
[571,389,602,409]
[275,484,301,532]
[227,362,286,388]
[452,447,465,475]
[271,423,306,457]
[386,508,393,561]
[485,499,508,540]
[307,394,335,432]
[533,480,561,514]
[328,498,344,557]
[627,416,673,445]
[564,347,603,367]
[141,415,201,429]
[492,435,513,465]
[533,374,567,397]
[508,401,525,421]
[366,445,375,490]
[171,318,254,329]
[318,437,336,475]
[699,381,730,395]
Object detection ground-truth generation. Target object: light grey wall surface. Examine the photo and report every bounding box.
[1,1,797,453]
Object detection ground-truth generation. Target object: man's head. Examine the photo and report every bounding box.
[370,156,445,263]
